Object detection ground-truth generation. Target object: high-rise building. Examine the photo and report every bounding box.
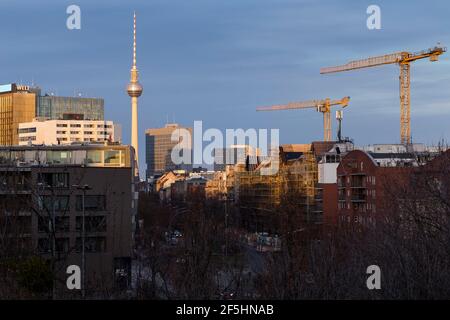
[145,123,193,178]
[18,118,121,145]
[126,12,143,177]
[0,84,36,145]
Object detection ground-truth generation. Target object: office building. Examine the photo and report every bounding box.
[145,123,193,178]
[18,118,121,145]
[0,144,138,294]
[0,82,105,146]
[0,83,36,145]
[36,95,104,121]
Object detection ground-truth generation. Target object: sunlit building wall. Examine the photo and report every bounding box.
[18,119,121,145]
[0,84,36,146]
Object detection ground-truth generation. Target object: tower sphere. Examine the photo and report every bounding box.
[127,82,143,97]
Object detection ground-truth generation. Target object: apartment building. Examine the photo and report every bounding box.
[335,149,436,226]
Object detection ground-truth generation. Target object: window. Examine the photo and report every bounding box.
[86,150,102,163]
[38,238,50,253]
[104,150,121,165]
[84,131,93,135]
[70,124,81,128]
[76,236,106,253]
[18,127,36,134]
[40,196,70,212]
[38,173,69,188]
[76,195,106,211]
[76,216,107,233]
[70,131,80,134]
[38,216,70,233]
[56,131,66,134]
[57,124,67,128]
[56,238,70,253]
[19,136,36,142]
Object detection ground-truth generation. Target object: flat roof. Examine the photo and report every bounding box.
[0,143,130,151]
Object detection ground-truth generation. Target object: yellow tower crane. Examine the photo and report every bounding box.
[320,45,446,145]
[256,96,350,142]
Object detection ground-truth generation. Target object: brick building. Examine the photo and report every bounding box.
[334,149,431,226]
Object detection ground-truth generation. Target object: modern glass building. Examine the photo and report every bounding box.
[37,95,104,120]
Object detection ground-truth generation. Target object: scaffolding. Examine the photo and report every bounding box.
[236,151,319,226]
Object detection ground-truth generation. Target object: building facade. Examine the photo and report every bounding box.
[335,149,433,226]
[0,144,137,295]
[0,84,36,145]
[145,123,193,178]
[18,118,121,145]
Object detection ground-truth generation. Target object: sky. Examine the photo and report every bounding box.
[0,0,449,175]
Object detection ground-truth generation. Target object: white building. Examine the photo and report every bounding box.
[18,118,122,145]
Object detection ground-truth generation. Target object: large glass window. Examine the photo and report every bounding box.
[86,150,102,164]
[46,151,71,164]
[104,150,121,165]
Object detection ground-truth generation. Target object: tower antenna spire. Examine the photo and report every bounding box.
[133,11,137,69]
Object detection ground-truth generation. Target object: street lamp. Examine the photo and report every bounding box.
[37,181,57,299]
[72,184,92,299]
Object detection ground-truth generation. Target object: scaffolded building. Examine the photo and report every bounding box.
[236,144,321,232]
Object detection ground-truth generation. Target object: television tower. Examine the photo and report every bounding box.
[126,12,143,176]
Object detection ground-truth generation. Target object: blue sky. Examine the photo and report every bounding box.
[1,0,449,173]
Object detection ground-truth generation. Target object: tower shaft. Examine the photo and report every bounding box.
[131,96,139,164]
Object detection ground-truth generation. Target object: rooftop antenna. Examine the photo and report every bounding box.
[336,110,343,142]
